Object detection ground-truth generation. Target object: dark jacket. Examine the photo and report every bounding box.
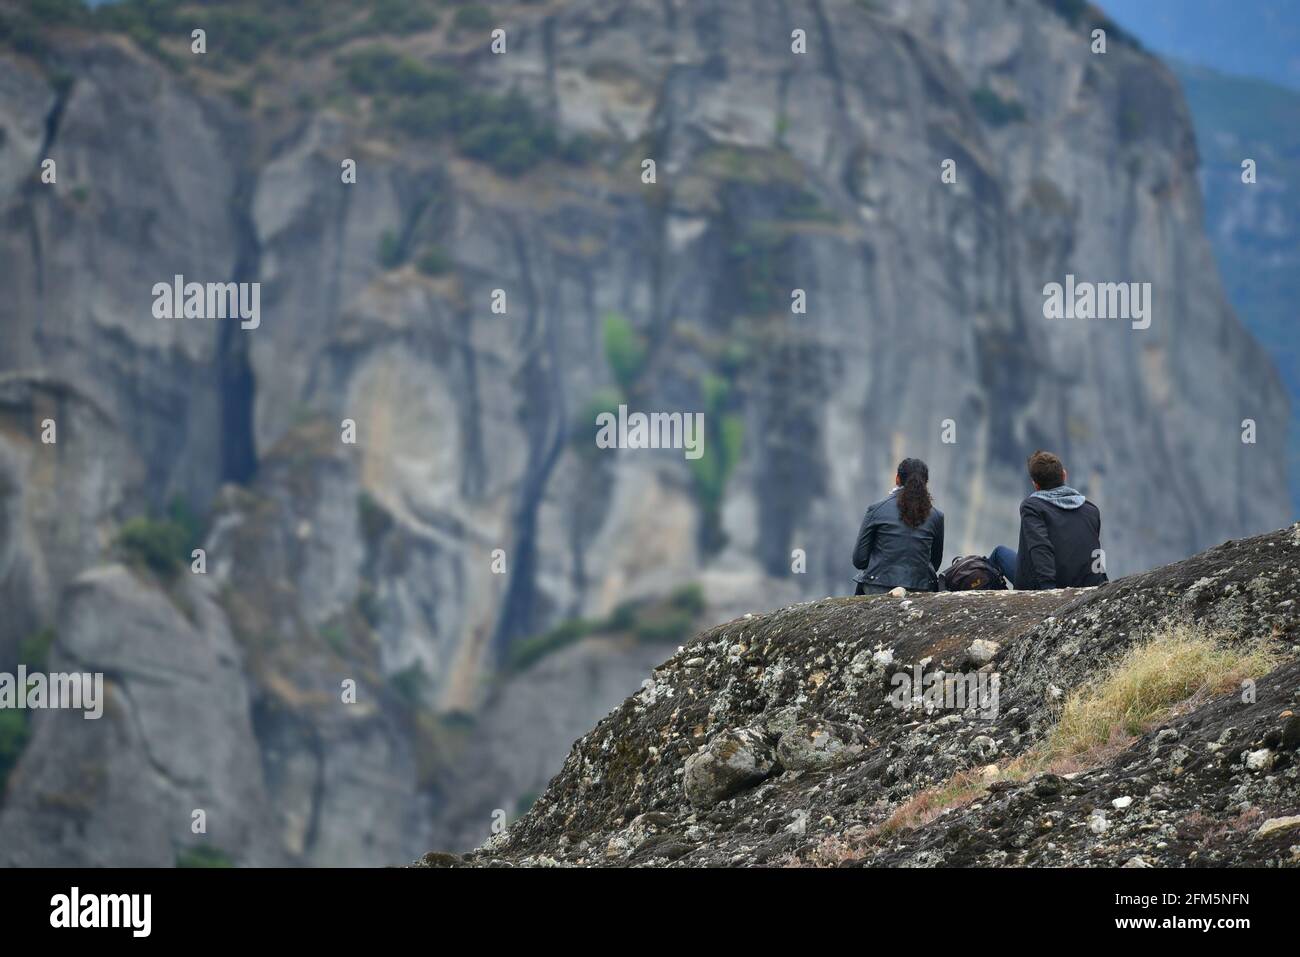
[852,490,944,592]
[1015,487,1108,590]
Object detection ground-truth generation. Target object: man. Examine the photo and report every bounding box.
[988,451,1108,590]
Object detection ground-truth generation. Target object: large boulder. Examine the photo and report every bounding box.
[683,727,777,808]
[776,718,867,772]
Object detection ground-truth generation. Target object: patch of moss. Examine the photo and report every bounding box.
[688,375,745,551]
[452,4,494,32]
[320,621,351,655]
[601,312,647,393]
[341,47,582,177]
[726,222,787,315]
[669,583,705,616]
[366,0,438,35]
[970,86,1027,127]
[176,845,233,868]
[505,584,708,673]
[575,386,627,458]
[0,709,31,801]
[633,610,696,644]
[389,661,429,709]
[115,517,189,577]
[506,618,595,673]
[18,627,55,670]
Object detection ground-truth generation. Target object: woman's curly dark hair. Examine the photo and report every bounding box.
[896,458,932,528]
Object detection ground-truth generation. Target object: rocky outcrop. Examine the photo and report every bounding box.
[0,564,279,867]
[0,0,1292,864]
[429,524,1300,867]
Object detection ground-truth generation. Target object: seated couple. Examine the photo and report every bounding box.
[851,450,1108,594]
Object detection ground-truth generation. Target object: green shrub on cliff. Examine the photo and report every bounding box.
[452,4,494,32]
[0,710,31,799]
[601,312,648,392]
[176,846,233,868]
[116,517,189,576]
[970,86,1027,127]
[341,47,580,177]
[688,375,745,549]
[115,498,204,578]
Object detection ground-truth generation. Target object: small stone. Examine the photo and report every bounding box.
[1245,748,1275,772]
[1087,811,1108,834]
[1112,796,1133,810]
[970,735,999,760]
[683,657,706,668]
[888,586,907,597]
[776,718,866,772]
[967,639,1001,667]
[1032,774,1064,798]
[1122,855,1151,868]
[760,705,804,738]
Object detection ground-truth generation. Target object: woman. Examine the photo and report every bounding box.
[851,458,945,595]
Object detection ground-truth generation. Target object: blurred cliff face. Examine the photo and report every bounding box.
[0,0,1290,864]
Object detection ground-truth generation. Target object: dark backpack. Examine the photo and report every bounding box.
[941,555,1007,591]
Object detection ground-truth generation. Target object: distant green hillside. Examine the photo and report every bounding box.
[1174,61,1300,514]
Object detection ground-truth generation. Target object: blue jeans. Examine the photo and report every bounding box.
[988,545,1018,584]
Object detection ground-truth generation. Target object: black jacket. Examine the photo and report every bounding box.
[852,491,944,592]
[1015,492,1108,590]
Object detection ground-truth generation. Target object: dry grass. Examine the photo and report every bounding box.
[777,833,870,868]
[1178,806,1266,849]
[875,769,988,838]
[1043,624,1279,759]
[861,624,1281,851]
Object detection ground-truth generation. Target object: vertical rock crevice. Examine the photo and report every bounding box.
[218,175,261,486]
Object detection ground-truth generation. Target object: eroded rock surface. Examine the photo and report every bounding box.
[423,525,1300,867]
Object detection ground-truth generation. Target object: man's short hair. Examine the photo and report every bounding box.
[1027,450,1065,489]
